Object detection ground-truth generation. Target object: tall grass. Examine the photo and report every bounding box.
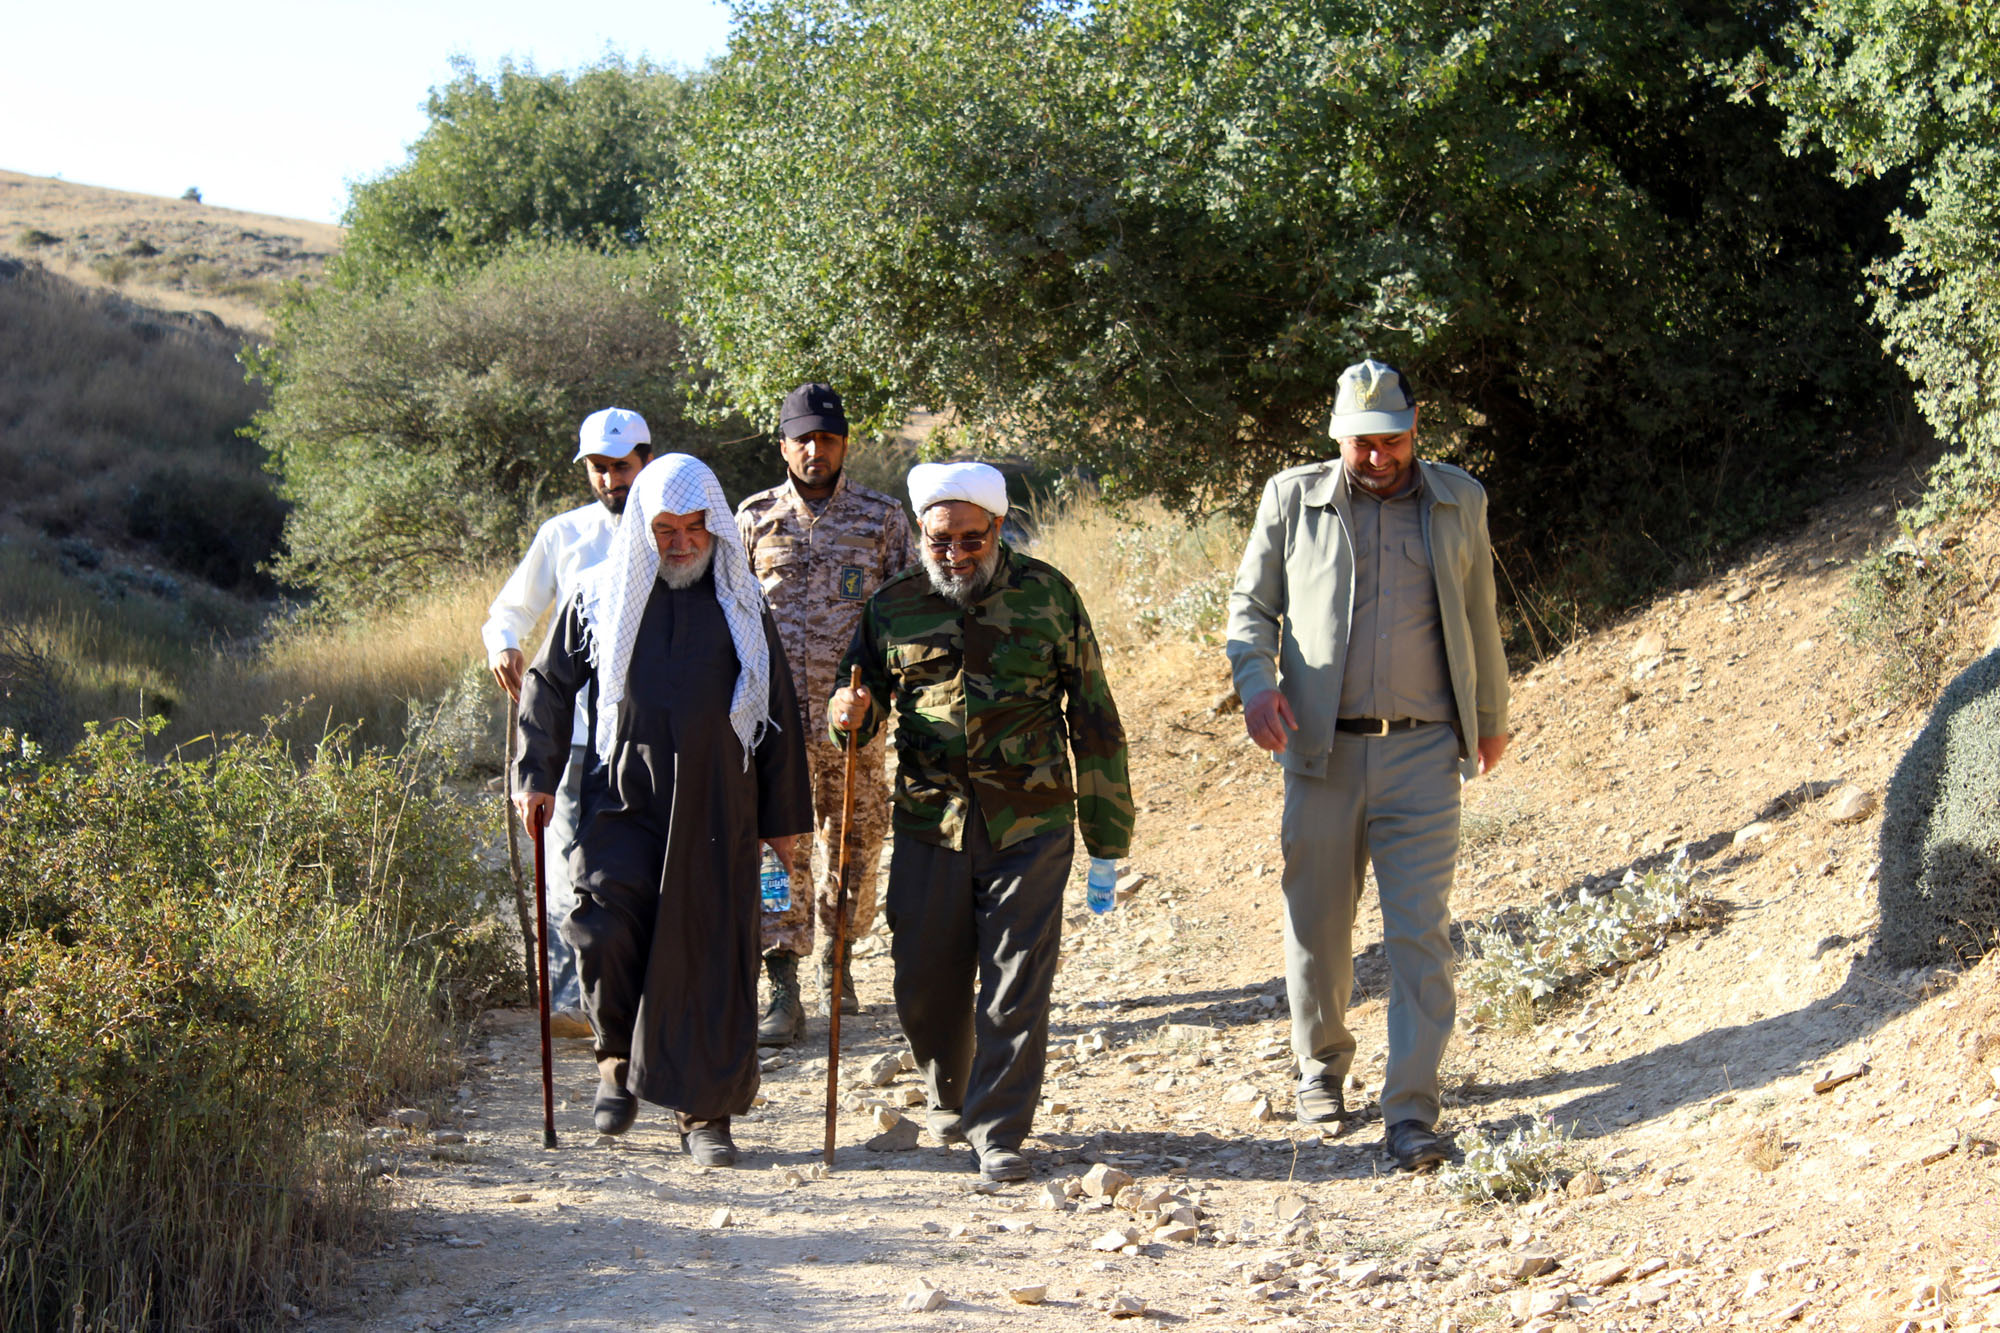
[0,718,516,1329]
[1025,490,1245,654]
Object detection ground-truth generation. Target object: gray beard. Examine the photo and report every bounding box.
[921,543,1001,607]
[657,545,715,590]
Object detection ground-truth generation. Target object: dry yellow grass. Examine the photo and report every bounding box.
[1025,491,1244,653]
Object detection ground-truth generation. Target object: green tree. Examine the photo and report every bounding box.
[1765,0,2000,520]
[249,246,758,610]
[669,0,1896,624]
[337,54,691,288]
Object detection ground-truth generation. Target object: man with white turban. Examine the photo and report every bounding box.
[514,454,813,1167]
[828,461,1134,1183]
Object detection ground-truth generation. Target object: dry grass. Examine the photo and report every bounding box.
[1024,490,1244,654]
[175,571,509,751]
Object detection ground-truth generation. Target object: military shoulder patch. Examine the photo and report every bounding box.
[838,566,867,601]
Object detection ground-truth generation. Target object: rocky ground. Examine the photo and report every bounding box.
[306,466,2000,1333]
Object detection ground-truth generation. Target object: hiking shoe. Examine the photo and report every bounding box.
[978,1148,1030,1183]
[682,1117,738,1167]
[593,1056,637,1137]
[1295,1075,1346,1125]
[926,1108,968,1145]
[1385,1119,1446,1172]
[818,941,860,1016]
[758,951,805,1047]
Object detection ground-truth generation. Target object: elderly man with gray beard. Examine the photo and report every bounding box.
[828,462,1134,1183]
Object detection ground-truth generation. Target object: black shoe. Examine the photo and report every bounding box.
[1385,1119,1446,1172]
[682,1117,738,1167]
[819,942,860,1016]
[978,1147,1030,1183]
[593,1056,637,1136]
[1295,1075,1346,1125]
[926,1108,968,1145]
[758,952,805,1047]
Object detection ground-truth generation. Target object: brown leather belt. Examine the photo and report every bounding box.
[1334,716,1422,736]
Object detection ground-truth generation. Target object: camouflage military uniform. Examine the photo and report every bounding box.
[737,473,915,959]
[834,543,1133,1160]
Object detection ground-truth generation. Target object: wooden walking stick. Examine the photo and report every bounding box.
[824,664,863,1168]
[530,807,558,1150]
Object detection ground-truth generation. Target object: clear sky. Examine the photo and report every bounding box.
[0,0,735,225]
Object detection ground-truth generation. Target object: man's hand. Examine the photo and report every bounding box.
[765,834,798,875]
[1244,688,1297,754]
[491,648,526,703]
[828,684,870,731]
[514,790,553,832]
[1475,733,1511,777]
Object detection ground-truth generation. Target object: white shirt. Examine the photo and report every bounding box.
[482,503,616,746]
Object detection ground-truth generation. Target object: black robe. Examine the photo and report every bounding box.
[517,569,812,1117]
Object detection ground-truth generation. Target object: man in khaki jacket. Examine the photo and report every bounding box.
[1226,359,1509,1172]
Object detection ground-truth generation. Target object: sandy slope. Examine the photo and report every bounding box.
[305,466,2000,1333]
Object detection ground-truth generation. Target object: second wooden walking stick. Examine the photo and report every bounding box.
[823,664,863,1168]
[530,806,558,1150]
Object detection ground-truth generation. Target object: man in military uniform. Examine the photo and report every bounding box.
[828,461,1133,1183]
[736,383,917,1047]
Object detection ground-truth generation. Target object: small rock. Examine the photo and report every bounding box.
[1249,1095,1275,1122]
[1083,1163,1135,1198]
[1733,821,1776,846]
[1580,1259,1630,1288]
[1770,1298,1808,1322]
[1108,1293,1147,1318]
[1824,785,1876,823]
[431,1130,466,1145]
[507,1192,536,1204]
[1274,1193,1313,1222]
[1221,1084,1261,1104]
[864,1118,921,1152]
[898,1049,918,1071]
[864,1052,903,1086]
[1499,1249,1560,1281]
[1743,1270,1770,1300]
[1036,1182,1070,1210]
[1117,1184,1173,1214]
[390,1108,430,1130]
[1629,631,1668,661]
[1247,1260,1286,1284]
[1154,1223,1199,1243]
[1813,1061,1868,1094]
[1006,1284,1047,1305]
[1093,1226,1143,1252]
[709,1207,733,1229]
[901,1279,948,1313]
[1630,1283,1669,1306]
[1566,1170,1604,1198]
[1339,1261,1383,1288]
[870,1105,903,1132]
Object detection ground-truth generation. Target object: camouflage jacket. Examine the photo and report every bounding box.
[736,473,916,738]
[833,544,1134,859]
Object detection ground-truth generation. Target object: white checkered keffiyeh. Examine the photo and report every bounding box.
[576,453,774,770]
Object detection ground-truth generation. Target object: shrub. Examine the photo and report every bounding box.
[125,461,289,592]
[1436,1112,1578,1203]
[89,254,134,286]
[0,623,78,753]
[0,716,514,1328]
[15,228,58,248]
[1877,649,2000,967]
[1839,536,1977,707]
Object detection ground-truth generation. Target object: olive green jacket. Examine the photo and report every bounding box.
[833,544,1134,859]
[1225,458,1510,781]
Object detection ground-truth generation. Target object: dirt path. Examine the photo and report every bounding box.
[308,475,2000,1332]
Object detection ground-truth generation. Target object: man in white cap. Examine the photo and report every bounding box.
[1226,359,1510,1172]
[828,461,1133,1183]
[735,382,916,1046]
[514,454,813,1165]
[483,407,654,1033]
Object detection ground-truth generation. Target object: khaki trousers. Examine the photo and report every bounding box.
[759,734,891,958]
[1280,721,1461,1129]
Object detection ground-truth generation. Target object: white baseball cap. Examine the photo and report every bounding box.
[1327,360,1416,437]
[574,407,651,462]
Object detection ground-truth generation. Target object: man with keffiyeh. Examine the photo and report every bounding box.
[514,454,812,1167]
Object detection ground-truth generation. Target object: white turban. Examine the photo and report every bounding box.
[575,454,774,770]
[908,461,1009,518]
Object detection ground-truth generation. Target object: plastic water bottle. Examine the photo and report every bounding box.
[1086,857,1118,915]
[759,848,790,913]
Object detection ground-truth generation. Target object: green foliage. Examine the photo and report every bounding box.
[0,717,514,1328]
[1838,534,1976,706]
[250,245,758,611]
[125,461,288,591]
[1877,649,2000,967]
[1766,0,2000,523]
[0,623,77,753]
[337,55,691,288]
[671,0,1895,619]
[1436,1112,1578,1203]
[1459,851,1713,1025]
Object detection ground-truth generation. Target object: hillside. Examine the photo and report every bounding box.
[301,461,2000,1332]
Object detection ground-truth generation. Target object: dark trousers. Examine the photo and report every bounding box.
[884,816,1073,1156]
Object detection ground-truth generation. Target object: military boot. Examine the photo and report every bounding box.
[818,939,860,1016]
[757,951,805,1047]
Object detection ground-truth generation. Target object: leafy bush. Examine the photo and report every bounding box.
[125,461,289,591]
[249,245,760,611]
[1436,1112,1578,1203]
[672,0,1897,622]
[0,717,514,1328]
[0,622,77,753]
[1877,649,2000,967]
[1459,851,1713,1025]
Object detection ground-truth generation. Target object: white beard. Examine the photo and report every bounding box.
[657,544,715,590]
[922,543,1002,607]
